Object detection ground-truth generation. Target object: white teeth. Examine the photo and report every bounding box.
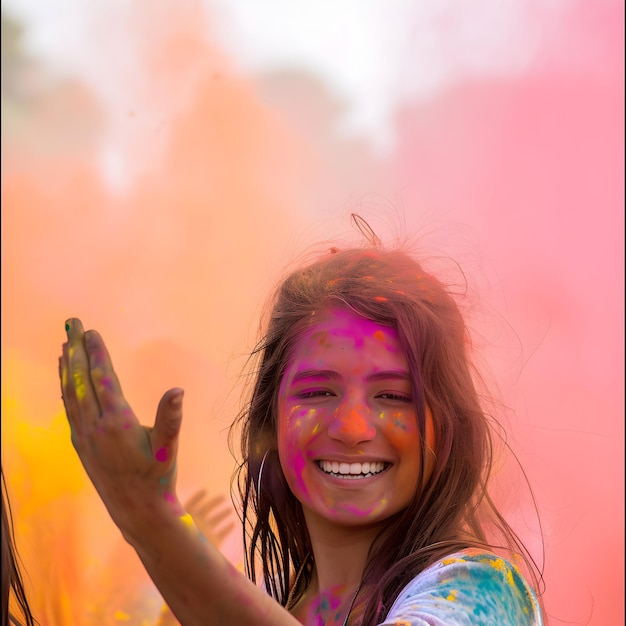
[318,460,387,477]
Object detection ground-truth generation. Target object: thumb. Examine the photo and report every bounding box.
[152,388,184,461]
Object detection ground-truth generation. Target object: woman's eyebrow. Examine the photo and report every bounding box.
[290,369,410,383]
[367,370,411,382]
[291,369,341,383]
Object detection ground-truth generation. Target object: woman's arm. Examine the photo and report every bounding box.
[156,490,237,625]
[59,318,297,626]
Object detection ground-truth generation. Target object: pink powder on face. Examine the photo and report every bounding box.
[384,341,401,354]
[155,447,168,462]
[340,499,388,518]
[285,450,309,498]
[353,334,365,349]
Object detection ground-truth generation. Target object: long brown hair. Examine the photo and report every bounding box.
[2,465,36,626]
[231,236,544,622]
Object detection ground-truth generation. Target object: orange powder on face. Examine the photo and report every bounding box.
[337,408,370,437]
[373,330,386,342]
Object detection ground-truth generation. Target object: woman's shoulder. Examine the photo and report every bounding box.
[380,548,543,626]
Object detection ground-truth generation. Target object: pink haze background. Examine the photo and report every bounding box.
[1,1,623,624]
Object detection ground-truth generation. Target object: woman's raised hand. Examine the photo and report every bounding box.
[59,319,299,626]
[59,318,185,538]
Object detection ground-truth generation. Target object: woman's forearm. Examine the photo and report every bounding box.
[124,504,298,626]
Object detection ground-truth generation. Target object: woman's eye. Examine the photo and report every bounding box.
[377,392,412,402]
[298,390,335,399]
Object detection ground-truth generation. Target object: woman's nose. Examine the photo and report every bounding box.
[328,397,376,446]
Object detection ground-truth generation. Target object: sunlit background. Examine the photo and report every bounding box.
[1,1,623,624]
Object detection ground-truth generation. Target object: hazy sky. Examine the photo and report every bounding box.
[2,0,569,152]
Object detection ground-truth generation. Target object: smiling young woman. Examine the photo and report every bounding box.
[59,219,544,625]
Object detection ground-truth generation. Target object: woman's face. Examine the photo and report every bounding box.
[277,308,435,530]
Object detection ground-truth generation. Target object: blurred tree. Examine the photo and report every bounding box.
[1,10,103,161]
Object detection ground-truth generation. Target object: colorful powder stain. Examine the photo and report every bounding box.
[292,451,308,496]
[337,408,371,439]
[373,330,386,342]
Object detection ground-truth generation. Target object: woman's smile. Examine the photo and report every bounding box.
[315,459,390,479]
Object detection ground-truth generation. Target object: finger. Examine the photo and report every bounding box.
[187,492,227,515]
[211,521,236,545]
[59,347,82,439]
[204,507,232,528]
[60,348,68,408]
[65,318,101,426]
[83,329,130,418]
[192,496,230,520]
[151,388,184,464]
[61,337,88,439]
[184,488,210,511]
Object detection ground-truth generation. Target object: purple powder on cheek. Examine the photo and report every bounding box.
[292,451,308,495]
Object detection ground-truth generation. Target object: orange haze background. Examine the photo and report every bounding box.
[1,1,623,624]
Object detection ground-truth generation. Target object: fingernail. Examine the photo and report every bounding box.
[65,320,71,335]
[170,391,184,408]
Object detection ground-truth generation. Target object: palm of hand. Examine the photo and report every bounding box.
[60,318,185,527]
